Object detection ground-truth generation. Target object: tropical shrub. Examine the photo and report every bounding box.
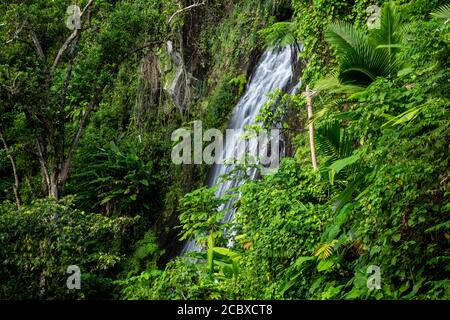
[0,197,136,299]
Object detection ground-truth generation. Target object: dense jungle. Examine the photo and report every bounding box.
[0,0,449,300]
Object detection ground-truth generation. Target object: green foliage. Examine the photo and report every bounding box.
[228,74,248,97]
[259,21,300,49]
[198,0,286,81]
[315,120,355,166]
[116,230,163,299]
[202,75,244,130]
[0,197,136,299]
[134,0,449,301]
[431,4,450,22]
[325,2,403,86]
[69,139,158,219]
[127,231,162,275]
[178,186,231,247]
[291,0,374,84]
[1,0,449,302]
[256,89,301,130]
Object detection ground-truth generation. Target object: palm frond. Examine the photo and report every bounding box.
[325,22,393,85]
[331,176,362,213]
[370,2,401,54]
[328,151,362,184]
[370,1,404,76]
[307,96,349,127]
[331,170,370,213]
[325,2,403,86]
[316,120,342,163]
[316,120,354,164]
[431,4,450,24]
[313,76,365,94]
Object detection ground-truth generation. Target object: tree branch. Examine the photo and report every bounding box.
[36,137,50,192]
[30,31,45,61]
[59,92,100,186]
[30,31,51,81]
[51,0,94,72]
[168,1,205,24]
[57,32,80,173]
[0,131,22,209]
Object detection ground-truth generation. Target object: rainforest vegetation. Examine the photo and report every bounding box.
[0,0,449,300]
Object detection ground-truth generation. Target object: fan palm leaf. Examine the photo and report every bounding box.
[326,23,390,85]
[324,2,402,86]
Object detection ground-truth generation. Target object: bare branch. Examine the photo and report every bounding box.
[51,32,77,73]
[30,31,45,61]
[36,138,51,191]
[0,131,22,209]
[168,1,205,24]
[51,0,94,72]
[59,92,100,186]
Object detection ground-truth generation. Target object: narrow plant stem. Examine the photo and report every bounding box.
[305,85,318,171]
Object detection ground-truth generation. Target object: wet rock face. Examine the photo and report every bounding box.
[166,40,190,114]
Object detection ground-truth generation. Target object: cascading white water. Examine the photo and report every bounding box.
[181,46,297,254]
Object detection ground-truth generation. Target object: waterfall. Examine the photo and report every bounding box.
[181,46,298,254]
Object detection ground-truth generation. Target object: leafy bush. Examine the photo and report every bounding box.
[0,197,136,299]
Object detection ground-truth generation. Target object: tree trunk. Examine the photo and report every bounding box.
[49,169,60,199]
[305,86,318,171]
